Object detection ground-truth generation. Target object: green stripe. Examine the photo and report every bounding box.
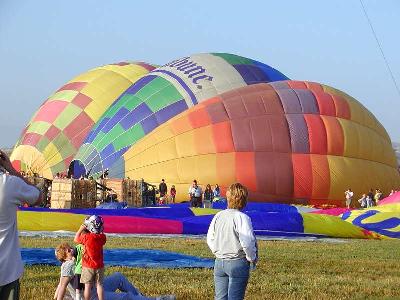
[145,83,182,112]
[97,124,125,151]
[211,53,254,65]
[52,132,75,158]
[36,136,50,152]
[113,124,144,150]
[48,90,79,102]
[54,104,82,130]
[26,122,52,135]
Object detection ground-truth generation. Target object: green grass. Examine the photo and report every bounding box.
[20,237,400,300]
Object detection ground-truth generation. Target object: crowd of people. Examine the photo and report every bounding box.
[1,150,257,300]
[344,188,397,209]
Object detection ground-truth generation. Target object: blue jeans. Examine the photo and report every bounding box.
[214,258,250,300]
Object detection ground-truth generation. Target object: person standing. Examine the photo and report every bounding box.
[213,184,221,198]
[374,189,383,205]
[0,150,43,299]
[207,183,257,300]
[159,179,168,198]
[74,215,107,300]
[203,184,214,208]
[170,185,176,204]
[367,189,374,207]
[188,180,202,208]
[344,188,354,209]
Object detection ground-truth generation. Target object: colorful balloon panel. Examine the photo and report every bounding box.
[11,62,155,178]
[342,204,400,238]
[17,204,386,239]
[122,81,399,205]
[71,53,289,178]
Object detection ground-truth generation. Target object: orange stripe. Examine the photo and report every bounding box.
[287,81,307,89]
[212,121,235,153]
[312,91,336,116]
[321,116,344,155]
[310,154,330,199]
[332,94,351,119]
[304,114,327,154]
[235,152,257,191]
[292,154,313,199]
[187,106,211,129]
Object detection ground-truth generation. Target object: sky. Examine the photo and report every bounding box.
[0,0,399,148]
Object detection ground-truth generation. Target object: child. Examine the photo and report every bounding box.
[74,215,106,300]
[72,244,84,300]
[358,194,367,209]
[170,185,176,204]
[54,243,76,300]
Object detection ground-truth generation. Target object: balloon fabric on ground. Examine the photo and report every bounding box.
[18,201,400,239]
[22,248,214,268]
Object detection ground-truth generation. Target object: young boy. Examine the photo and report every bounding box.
[54,243,76,300]
[74,215,106,300]
[72,244,84,300]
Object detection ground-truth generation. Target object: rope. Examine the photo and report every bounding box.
[359,0,400,98]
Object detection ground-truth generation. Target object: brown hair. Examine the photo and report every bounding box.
[227,183,248,210]
[55,242,72,262]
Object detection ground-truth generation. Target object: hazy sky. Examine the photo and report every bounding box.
[0,0,399,148]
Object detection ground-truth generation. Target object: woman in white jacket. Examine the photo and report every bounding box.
[207,183,258,300]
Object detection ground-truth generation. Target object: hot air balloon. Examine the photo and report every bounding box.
[120,81,400,206]
[11,62,155,178]
[70,53,289,178]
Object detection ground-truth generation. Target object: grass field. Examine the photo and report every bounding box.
[20,236,400,300]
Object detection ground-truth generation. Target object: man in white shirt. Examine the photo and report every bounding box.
[188,180,202,208]
[344,188,354,209]
[0,150,42,300]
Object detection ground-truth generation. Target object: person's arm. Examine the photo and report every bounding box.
[236,214,258,263]
[74,224,86,243]
[206,214,218,253]
[0,150,43,206]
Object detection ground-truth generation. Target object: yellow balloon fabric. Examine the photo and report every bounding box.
[11,62,155,178]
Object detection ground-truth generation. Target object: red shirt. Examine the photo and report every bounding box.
[77,233,106,269]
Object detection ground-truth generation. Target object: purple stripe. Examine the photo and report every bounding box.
[102,146,129,172]
[86,118,110,143]
[155,99,188,124]
[152,70,198,105]
[102,108,130,133]
[100,143,115,159]
[294,89,319,114]
[141,114,159,134]
[285,114,309,153]
[269,81,290,89]
[125,75,157,95]
[119,103,152,130]
[276,89,302,113]
[233,64,269,84]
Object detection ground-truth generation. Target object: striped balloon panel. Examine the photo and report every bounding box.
[73,53,288,178]
[122,81,399,205]
[11,62,155,178]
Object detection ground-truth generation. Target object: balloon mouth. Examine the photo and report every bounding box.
[69,160,87,179]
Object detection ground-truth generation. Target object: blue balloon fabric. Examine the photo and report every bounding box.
[22,248,214,268]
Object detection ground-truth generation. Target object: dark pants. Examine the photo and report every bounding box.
[0,279,20,300]
[191,196,202,207]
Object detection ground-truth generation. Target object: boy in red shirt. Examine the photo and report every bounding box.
[74,215,106,300]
